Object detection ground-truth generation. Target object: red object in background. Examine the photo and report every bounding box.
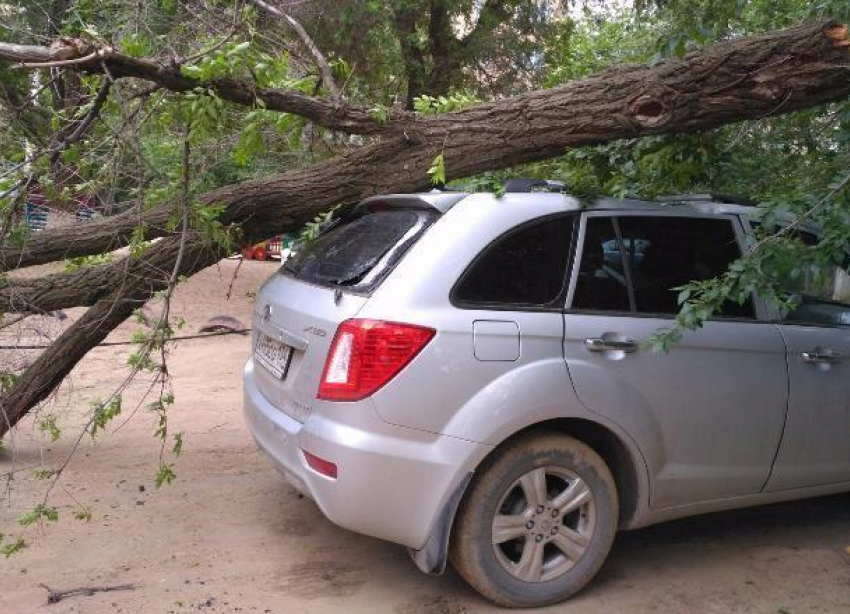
[241,247,255,260]
[253,246,268,261]
[267,235,282,257]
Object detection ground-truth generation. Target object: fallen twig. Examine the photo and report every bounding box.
[39,582,136,604]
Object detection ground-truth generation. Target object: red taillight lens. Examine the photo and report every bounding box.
[317,319,436,401]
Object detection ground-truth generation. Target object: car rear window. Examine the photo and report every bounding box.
[281,209,437,292]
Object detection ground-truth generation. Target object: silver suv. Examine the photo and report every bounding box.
[244,186,850,607]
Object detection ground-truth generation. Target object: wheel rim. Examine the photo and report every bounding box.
[491,466,596,583]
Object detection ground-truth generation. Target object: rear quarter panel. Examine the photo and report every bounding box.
[359,195,650,501]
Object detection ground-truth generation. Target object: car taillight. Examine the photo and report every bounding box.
[317,319,436,401]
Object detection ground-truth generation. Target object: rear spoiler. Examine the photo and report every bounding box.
[355,192,468,215]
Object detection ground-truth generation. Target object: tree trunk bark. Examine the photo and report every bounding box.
[2,21,848,272]
[1,20,849,437]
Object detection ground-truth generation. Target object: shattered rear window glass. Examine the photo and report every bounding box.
[282,210,436,292]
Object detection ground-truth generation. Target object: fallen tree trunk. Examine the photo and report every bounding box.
[2,21,849,272]
[1,20,849,437]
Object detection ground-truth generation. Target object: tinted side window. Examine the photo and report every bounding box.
[454,216,574,308]
[619,216,754,318]
[572,217,631,312]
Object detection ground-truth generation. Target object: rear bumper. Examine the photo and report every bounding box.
[244,358,489,549]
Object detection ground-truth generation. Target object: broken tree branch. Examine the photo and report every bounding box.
[250,0,342,103]
[0,41,392,135]
[39,582,136,604]
[49,76,112,165]
[19,49,105,69]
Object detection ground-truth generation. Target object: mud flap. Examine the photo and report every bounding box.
[408,472,473,575]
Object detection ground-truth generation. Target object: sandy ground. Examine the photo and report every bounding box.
[1,259,849,614]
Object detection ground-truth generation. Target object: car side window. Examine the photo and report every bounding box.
[572,217,631,312]
[571,215,755,319]
[619,216,754,318]
[453,215,575,308]
[779,230,850,327]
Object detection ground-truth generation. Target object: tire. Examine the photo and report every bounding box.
[449,432,618,608]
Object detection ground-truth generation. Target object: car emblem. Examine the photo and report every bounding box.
[262,304,272,321]
[334,288,343,305]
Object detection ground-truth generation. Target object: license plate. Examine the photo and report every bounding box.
[255,332,294,380]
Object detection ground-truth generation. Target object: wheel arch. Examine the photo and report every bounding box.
[409,417,649,575]
[471,418,645,528]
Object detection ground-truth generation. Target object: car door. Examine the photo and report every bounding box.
[562,212,790,509]
[764,231,850,491]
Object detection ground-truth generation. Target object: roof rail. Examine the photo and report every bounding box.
[657,193,758,207]
[504,178,566,193]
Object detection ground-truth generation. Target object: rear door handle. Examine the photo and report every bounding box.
[585,338,639,353]
[802,349,843,364]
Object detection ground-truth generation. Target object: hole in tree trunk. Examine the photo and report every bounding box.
[635,100,665,119]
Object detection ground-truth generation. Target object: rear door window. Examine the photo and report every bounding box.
[619,216,754,318]
[571,215,754,319]
[282,209,436,293]
[452,215,575,308]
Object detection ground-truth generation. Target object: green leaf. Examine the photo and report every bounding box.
[0,537,26,558]
[74,509,92,522]
[172,432,184,456]
[38,417,61,442]
[427,153,446,186]
[90,396,123,437]
[155,464,176,488]
[32,468,56,480]
[19,504,59,526]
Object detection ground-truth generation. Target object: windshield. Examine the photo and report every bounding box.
[282,209,437,292]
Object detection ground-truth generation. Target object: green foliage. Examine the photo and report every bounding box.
[413,92,479,116]
[449,170,510,195]
[172,432,184,456]
[369,104,391,124]
[191,203,239,251]
[427,154,446,186]
[39,416,61,442]
[0,371,18,395]
[89,396,123,437]
[74,509,93,522]
[0,535,26,558]
[33,468,56,480]
[155,464,176,488]
[298,205,341,244]
[65,253,114,272]
[19,504,59,526]
[180,41,254,82]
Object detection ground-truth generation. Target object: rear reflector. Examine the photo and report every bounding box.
[302,449,338,479]
[317,319,436,401]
